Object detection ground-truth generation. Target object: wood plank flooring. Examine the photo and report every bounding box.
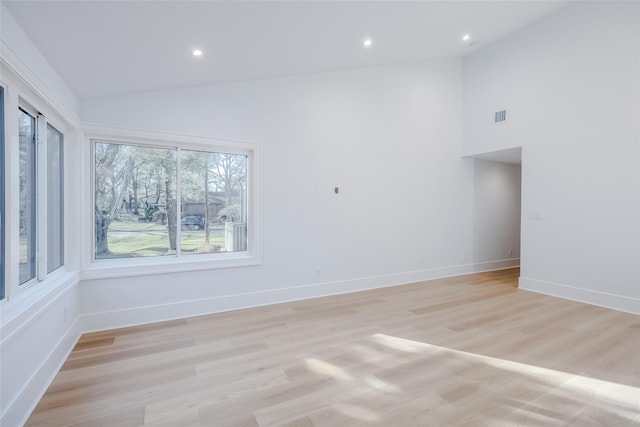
[26,269,640,426]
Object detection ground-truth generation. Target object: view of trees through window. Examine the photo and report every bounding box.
[94,141,247,259]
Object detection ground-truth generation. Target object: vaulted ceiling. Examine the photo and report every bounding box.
[3,1,569,101]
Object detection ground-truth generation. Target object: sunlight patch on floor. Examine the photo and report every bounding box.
[371,333,640,421]
[305,358,354,382]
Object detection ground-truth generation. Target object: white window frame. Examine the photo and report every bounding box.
[82,130,263,280]
[16,101,67,289]
[46,123,65,274]
[17,105,38,286]
[0,77,70,307]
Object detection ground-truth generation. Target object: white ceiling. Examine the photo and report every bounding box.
[3,1,569,101]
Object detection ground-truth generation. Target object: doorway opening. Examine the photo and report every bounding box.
[469,147,522,284]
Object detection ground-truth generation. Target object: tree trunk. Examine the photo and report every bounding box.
[95,208,111,256]
[204,160,210,244]
[132,165,139,215]
[166,179,177,251]
[94,153,133,257]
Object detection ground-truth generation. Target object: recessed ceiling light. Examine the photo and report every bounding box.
[192,49,203,57]
[363,38,373,48]
[462,34,471,41]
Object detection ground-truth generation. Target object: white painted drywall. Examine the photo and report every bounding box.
[473,160,521,263]
[463,1,639,312]
[79,59,518,329]
[0,3,79,125]
[0,5,83,425]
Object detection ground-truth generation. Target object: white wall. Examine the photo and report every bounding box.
[2,2,635,424]
[1,4,83,426]
[463,1,639,313]
[0,4,79,125]
[79,59,519,331]
[473,160,521,263]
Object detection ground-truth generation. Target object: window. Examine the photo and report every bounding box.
[94,142,176,259]
[18,109,36,285]
[93,140,251,261]
[0,76,67,302]
[0,87,4,299]
[180,150,247,255]
[47,124,64,272]
[16,106,65,287]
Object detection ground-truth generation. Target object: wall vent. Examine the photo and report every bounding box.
[495,110,506,122]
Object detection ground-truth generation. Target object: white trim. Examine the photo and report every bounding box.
[0,270,79,344]
[83,126,263,276]
[82,121,260,152]
[2,69,75,303]
[0,60,78,132]
[0,270,81,427]
[81,253,261,280]
[0,317,81,427]
[81,258,520,332]
[519,276,640,315]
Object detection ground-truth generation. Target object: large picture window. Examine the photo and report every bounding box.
[93,140,249,260]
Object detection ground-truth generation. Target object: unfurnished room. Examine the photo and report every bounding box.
[0,1,638,426]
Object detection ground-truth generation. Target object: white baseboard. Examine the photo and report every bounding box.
[82,258,521,333]
[1,318,82,427]
[1,259,519,425]
[519,276,640,315]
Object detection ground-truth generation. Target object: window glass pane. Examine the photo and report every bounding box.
[0,87,4,298]
[180,150,247,254]
[19,109,36,284]
[47,124,64,272]
[94,142,176,259]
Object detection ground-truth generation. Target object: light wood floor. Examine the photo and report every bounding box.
[27,269,640,426]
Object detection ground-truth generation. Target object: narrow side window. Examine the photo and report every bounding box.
[47,124,64,272]
[18,108,36,285]
[0,87,5,298]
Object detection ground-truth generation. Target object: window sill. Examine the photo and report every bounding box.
[80,252,262,281]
